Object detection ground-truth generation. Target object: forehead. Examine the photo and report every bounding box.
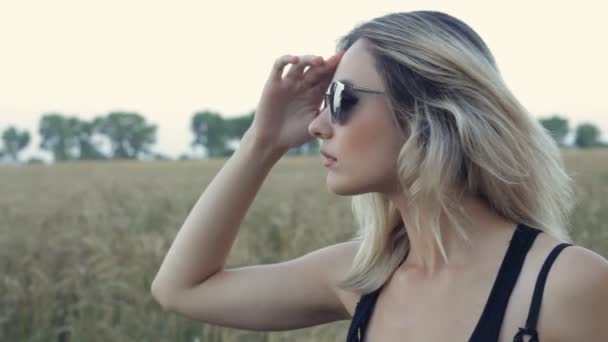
[334,39,384,88]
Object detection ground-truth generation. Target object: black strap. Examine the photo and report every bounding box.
[514,242,572,342]
[470,224,542,341]
[346,287,383,341]
[346,251,407,341]
[346,224,567,342]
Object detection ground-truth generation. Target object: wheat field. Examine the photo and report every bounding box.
[1,149,607,341]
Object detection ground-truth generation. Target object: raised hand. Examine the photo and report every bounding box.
[247,51,345,152]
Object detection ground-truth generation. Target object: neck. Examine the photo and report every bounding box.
[387,191,515,278]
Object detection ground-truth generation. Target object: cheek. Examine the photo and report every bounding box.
[343,106,382,149]
[339,118,397,177]
[339,105,403,190]
[343,104,396,159]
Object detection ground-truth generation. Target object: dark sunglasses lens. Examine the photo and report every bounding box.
[322,81,347,125]
[331,82,343,124]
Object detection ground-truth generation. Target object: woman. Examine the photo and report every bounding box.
[151,11,608,341]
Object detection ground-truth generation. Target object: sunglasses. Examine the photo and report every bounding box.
[320,80,386,125]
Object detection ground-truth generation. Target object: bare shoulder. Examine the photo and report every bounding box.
[540,242,608,341]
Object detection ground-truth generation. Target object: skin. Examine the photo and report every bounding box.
[308,39,608,341]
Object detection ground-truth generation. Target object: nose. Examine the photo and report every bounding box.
[308,107,333,140]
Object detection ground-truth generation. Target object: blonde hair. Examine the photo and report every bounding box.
[334,11,575,294]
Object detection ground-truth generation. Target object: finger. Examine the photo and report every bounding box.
[314,72,335,96]
[303,52,342,88]
[323,50,346,70]
[302,61,333,88]
[284,55,320,80]
[284,55,323,81]
[270,55,299,82]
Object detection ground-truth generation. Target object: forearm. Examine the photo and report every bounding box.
[151,130,285,298]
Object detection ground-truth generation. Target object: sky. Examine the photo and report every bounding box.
[1,0,607,161]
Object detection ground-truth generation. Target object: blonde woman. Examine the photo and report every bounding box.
[151,11,608,341]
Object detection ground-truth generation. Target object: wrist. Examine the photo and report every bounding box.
[240,130,286,163]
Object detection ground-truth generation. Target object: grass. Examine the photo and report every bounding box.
[1,149,606,341]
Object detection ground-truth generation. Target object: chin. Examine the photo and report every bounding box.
[326,175,350,195]
[329,187,356,196]
[326,174,372,196]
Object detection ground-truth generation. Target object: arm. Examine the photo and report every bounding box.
[157,240,360,330]
[150,130,358,330]
[151,130,285,300]
[151,52,350,330]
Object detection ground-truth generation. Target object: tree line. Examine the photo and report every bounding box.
[0,110,319,164]
[0,112,603,164]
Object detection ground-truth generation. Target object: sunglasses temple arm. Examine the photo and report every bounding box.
[351,86,385,94]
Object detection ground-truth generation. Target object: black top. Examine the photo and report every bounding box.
[346,223,573,342]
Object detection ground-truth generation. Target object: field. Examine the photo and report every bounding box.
[1,149,606,341]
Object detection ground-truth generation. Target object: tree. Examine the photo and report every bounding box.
[74,118,107,160]
[0,126,30,162]
[39,114,108,162]
[26,156,45,165]
[151,152,171,160]
[539,115,569,147]
[225,111,255,139]
[574,123,601,148]
[96,112,157,159]
[191,111,228,158]
[190,110,319,158]
[39,113,81,161]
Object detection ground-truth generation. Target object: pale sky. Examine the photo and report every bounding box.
[1,0,607,161]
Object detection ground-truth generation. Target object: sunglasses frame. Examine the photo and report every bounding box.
[322,80,386,125]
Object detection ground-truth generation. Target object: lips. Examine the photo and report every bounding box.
[320,150,337,160]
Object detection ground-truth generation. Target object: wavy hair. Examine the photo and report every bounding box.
[334,11,575,294]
